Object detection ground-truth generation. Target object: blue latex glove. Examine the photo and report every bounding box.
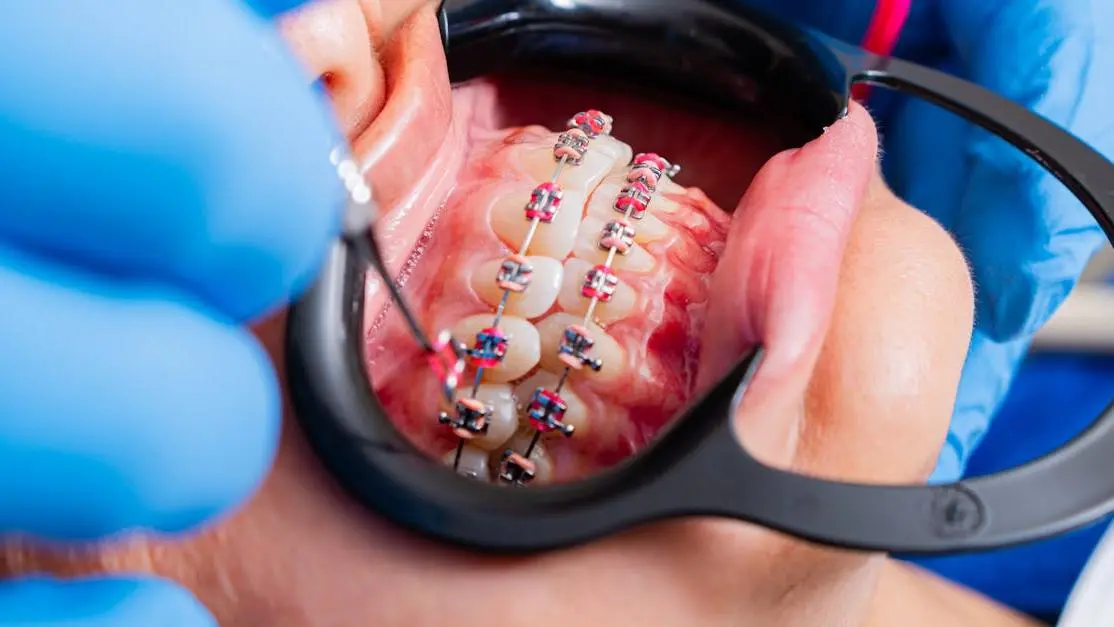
[0,0,340,623]
[742,0,1114,481]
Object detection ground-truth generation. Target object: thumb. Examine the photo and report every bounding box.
[697,102,878,460]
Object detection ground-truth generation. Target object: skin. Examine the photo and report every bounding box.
[0,2,1047,625]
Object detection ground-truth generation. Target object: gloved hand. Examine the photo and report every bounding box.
[742,0,1114,481]
[0,1,340,623]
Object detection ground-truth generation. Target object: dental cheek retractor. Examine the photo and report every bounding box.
[287,0,1114,556]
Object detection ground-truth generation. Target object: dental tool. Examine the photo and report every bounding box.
[288,0,1114,557]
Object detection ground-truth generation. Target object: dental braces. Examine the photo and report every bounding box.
[499,151,681,487]
[433,110,615,475]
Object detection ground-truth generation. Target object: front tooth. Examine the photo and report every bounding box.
[489,186,584,259]
[471,255,562,320]
[520,138,619,191]
[453,314,540,383]
[573,216,656,272]
[454,383,519,450]
[514,370,590,440]
[557,258,636,323]
[536,312,624,384]
[593,135,634,172]
[587,177,673,242]
[442,444,492,481]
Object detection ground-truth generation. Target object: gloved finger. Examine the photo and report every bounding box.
[938,0,1114,342]
[0,577,214,627]
[0,1,343,324]
[926,333,1032,483]
[0,247,279,540]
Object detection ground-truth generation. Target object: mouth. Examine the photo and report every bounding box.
[316,6,861,484]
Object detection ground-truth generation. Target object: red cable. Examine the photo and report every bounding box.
[851,0,912,102]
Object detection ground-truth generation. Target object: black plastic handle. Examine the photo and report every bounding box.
[286,0,1114,556]
[703,42,1114,553]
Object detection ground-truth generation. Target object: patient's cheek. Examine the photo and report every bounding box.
[800,172,974,482]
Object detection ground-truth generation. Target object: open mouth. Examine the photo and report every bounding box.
[315,6,858,485]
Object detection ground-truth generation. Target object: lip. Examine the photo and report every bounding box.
[351,6,453,210]
[351,5,458,315]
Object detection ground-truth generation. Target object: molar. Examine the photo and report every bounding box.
[471,255,563,320]
[454,383,519,450]
[453,314,541,383]
[514,370,590,440]
[442,445,492,481]
[489,186,584,259]
[572,216,657,272]
[557,258,636,323]
[535,312,625,384]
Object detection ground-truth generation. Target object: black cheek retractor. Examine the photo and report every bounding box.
[286,0,1114,555]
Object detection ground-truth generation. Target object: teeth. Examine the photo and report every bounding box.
[514,370,590,440]
[500,432,553,484]
[442,444,492,481]
[536,312,624,384]
[587,178,673,242]
[592,135,634,172]
[471,256,562,320]
[490,187,584,259]
[572,216,656,272]
[454,383,519,451]
[557,258,636,323]
[453,314,541,383]
[520,140,620,192]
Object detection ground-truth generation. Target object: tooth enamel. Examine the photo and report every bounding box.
[453,314,541,383]
[557,258,636,323]
[501,433,554,484]
[453,383,519,450]
[521,141,618,191]
[471,256,562,320]
[573,216,656,272]
[514,371,590,440]
[592,135,634,172]
[490,187,584,259]
[587,179,672,242]
[536,312,624,383]
[442,445,491,481]
[656,174,685,196]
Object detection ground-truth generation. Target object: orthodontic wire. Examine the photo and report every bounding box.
[515,152,681,465]
[441,111,615,479]
[451,152,569,472]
